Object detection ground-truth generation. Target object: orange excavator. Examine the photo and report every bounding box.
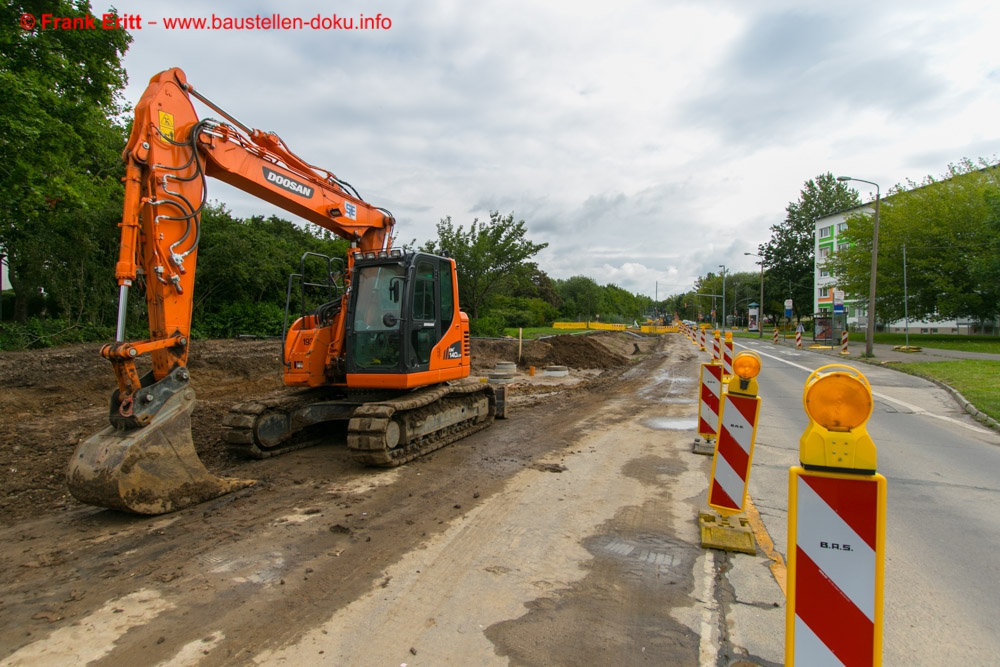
[67,68,501,514]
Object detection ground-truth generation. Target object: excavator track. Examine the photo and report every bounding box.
[223,389,353,459]
[223,381,498,463]
[348,380,496,466]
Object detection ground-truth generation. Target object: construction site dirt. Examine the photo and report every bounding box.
[0,332,716,665]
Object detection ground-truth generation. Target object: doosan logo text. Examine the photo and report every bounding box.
[263,167,313,198]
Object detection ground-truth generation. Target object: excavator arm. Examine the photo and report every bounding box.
[107,67,395,399]
[68,67,399,513]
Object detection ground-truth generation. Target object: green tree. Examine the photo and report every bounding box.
[193,204,349,337]
[0,0,132,323]
[600,284,646,322]
[555,275,602,320]
[759,173,860,320]
[421,211,547,319]
[828,160,1000,326]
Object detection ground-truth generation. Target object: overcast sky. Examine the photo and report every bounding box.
[109,0,1000,299]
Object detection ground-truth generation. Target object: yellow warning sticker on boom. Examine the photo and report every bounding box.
[158,111,175,141]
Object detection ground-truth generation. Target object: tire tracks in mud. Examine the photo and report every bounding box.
[1,335,725,666]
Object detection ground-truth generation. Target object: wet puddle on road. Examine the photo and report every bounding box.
[644,417,697,431]
[640,371,697,402]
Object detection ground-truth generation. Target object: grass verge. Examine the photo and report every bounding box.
[892,360,1000,423]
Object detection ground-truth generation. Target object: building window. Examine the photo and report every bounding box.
[819,226,833,238]
[820,268,830,277]
[819,247,831,258]
[838,243,849,252]
[837,222,848,232]
[818,287,828,297]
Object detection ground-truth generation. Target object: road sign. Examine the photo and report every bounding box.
[834,290,845,314]
[785,298,793,318]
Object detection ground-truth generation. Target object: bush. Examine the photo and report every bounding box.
[470,315,505,337]
[0,318,116,351]
[193,301,286,339]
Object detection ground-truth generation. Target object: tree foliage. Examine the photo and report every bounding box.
[420,211,548,320]
[0,0,132,323]
[193,204,349,338]
[759,173,860,319]
[827,160,1000,325]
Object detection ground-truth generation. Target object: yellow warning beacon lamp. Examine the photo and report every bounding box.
[800,364,877,474]
[729,350,761,397]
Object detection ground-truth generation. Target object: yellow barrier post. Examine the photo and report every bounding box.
[786,364,886,666]
[700,351,763,554]
[723,331,735,381]
[694,359,723,456]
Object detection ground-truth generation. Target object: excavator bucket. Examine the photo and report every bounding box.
[67,386,254,514]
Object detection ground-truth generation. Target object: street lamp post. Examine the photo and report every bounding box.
[718,264,727,331]
[744,252,764,338]
[903,243,909,348]
[837,176,880,357]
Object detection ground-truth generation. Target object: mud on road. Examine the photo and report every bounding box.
[0,332,713,665]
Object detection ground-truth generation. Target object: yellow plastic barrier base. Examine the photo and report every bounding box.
[698,510,757,555]
[692,436,716,456]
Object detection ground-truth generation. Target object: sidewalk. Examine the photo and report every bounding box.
[793,339,1000,364]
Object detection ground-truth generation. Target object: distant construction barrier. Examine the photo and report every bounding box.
[552,321,628,331]
[551,322,678,334]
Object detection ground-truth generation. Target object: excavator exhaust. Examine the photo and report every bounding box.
[67,369,254,514]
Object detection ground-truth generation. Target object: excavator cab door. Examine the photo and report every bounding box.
[348,262,405,371]
[346,253,454,378]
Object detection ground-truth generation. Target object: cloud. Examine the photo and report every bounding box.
[680,9,947,145]
[114,0,1000,300]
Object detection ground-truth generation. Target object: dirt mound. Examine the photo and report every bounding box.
[0,333,637,526]
[471,332,633,372]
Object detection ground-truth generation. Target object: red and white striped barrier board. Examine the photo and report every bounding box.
[697,362,723,441]
[773,328,779,344]
[796,331,803,349]
[707,391,760,515]
[712,333,721,363]
[841,330,850,355]
[786,469,886,666]
[723,338,734,379]
[699,327,707,351]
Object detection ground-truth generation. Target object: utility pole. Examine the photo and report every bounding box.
[719,265,727,331]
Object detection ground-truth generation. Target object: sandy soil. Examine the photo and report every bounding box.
[0,332,715,665]
[0,332,637,525]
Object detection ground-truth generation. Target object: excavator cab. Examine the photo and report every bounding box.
[345,250,468,386]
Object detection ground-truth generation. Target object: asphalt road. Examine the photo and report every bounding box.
[730,337,1000,665]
